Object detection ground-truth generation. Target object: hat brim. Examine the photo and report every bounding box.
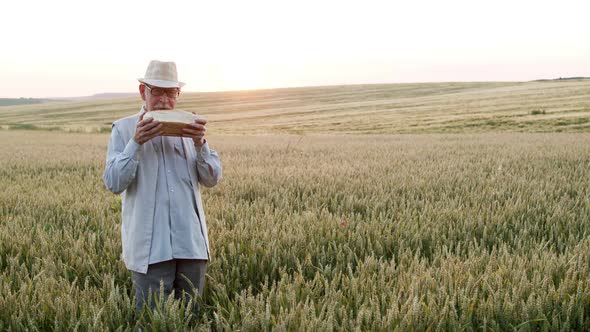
[138,78,185,88]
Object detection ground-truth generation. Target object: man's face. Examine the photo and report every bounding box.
[139,84,180,111]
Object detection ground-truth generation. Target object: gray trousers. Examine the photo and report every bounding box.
[131,259,207,311]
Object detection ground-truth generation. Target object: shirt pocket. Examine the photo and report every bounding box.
[174,142,187,160]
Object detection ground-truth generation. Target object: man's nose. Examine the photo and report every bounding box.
[159,95,173,105]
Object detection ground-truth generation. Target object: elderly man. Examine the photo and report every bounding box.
[103,60,222,311]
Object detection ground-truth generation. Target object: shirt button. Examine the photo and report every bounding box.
[167,170,171,173]
[170,189,174,192]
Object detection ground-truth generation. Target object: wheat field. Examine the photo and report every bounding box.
[2,82,590,331]
[1,80,590,134]
[2,129,590,330]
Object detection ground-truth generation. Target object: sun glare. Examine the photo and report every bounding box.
[1,0,589,97]
[218,63,268,92]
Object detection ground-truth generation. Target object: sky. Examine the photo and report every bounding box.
[1,0,589,98]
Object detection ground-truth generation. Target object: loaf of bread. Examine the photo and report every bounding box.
[144,110,201,137]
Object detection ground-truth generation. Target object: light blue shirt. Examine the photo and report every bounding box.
[103,108,222,273]
[149,136,208,264]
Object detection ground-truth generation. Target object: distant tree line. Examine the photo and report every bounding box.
[535,77,590,82]
[0,98,52,106]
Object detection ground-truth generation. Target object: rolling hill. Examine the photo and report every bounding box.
[1,80,589,134]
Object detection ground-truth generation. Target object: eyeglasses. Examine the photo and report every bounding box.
[144,84,180,99]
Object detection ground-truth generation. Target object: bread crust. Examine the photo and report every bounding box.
[159,122,190,137]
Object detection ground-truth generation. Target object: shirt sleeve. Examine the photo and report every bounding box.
[103,125,141,194]
[194,140,222,188]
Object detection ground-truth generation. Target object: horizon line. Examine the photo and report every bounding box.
[3,77,589,100]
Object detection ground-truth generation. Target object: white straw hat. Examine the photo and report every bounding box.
[137,60,186,88]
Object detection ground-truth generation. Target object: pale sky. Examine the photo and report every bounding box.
[1,0,589,98]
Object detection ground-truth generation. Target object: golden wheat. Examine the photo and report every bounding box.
[1,81,590,135]
[1,130,590,330]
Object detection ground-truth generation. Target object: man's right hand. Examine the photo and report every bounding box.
[134,113,163,145]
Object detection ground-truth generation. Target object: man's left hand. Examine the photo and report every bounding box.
[182,116,208,146]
